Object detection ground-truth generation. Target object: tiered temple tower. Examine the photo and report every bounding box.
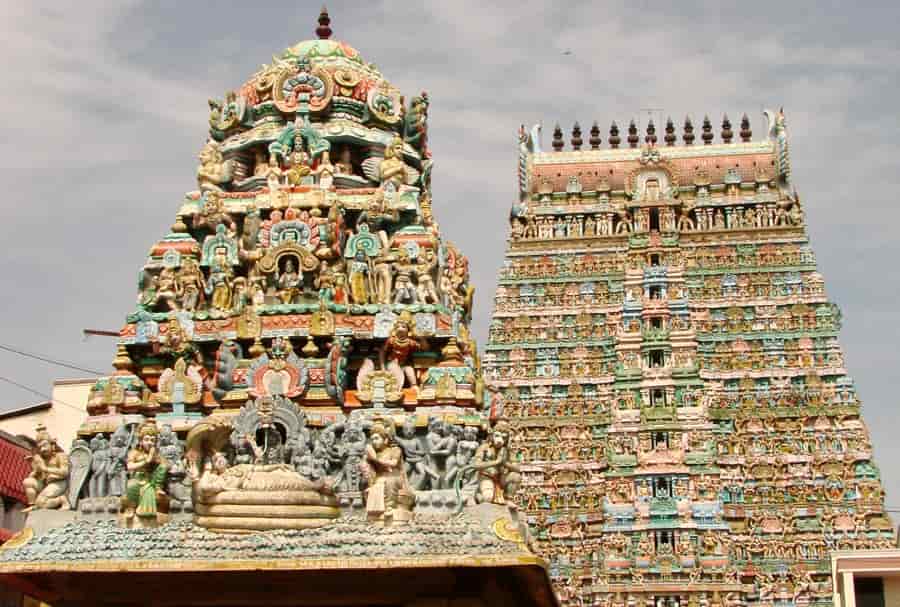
[63,10,488,525]
[485,116,894,607]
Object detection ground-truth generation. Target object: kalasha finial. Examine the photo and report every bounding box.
[571,122,583,151]
[645,119,657,145]
[589,121,601,149]
[683,116,695,145]
[721,114,733,143]
[664,117,676,146]
[609,121,621,149]
[702,115,713,145]
[740,113,752,142]
[316,6,332,39]
[627,120,639,148]
[552,124,564,151]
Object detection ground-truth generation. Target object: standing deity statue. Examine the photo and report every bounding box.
[107,429,129,497]
[348,251,372,304]
[206,259,234,313]
[158,424,189,504]
[23,426,70,510]
[88,434,111,498]
[339,421,368,495]
[177,258,205,312]
[362,419,414,524]
[396,417,428,490]
[381,314,426,389]
[120,421,170,527]
[424,417,452,489]
[415,249,440,304]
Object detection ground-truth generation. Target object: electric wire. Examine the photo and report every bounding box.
[0,375,93,414]
[0,343,105,376]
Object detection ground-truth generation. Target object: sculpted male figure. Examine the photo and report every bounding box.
[23,426,70,510]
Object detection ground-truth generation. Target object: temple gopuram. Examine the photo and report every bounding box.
[485,116,894,607]
[0,11,557,607]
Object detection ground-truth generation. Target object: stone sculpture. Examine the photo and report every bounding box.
[23,426,70,510]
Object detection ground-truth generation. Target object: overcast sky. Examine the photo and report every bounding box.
[2,1,899,503]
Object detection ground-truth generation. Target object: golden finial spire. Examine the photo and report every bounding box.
[316,6,332,39]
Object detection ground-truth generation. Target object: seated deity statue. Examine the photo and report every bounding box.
[277,258,303,303]
[468,421,521,506]
[361,419,414,524]
[23,426,70,510]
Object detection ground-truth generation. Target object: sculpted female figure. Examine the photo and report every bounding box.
[120,421,169,527]
[362,419,414,524]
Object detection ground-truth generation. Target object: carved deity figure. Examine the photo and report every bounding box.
[107,430,128,497]
[23,426,70,510]
[177,258,205,312]
[349,251,371,304]
[362,419,414,524]
[196,140,233,192]
[158,424,189,504]
[396,417,428,490]
[120,421,169,527]
[206,259,234,312]
[381,315,426,388]
[88,434,111,498]
[470,420,521,505]
[277,258,303,304]
[335,145,354,175]
[415,249,440,304]
[378,136,409,187]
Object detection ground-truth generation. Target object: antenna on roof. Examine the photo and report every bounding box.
[82,329,120,340]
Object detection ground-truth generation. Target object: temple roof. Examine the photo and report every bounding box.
[0,431,30,503]
[0,509,526,566]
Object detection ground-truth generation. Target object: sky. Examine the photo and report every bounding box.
[1,1,899,503]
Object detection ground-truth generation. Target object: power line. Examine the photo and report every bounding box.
[0,343,105,376]
[0,375,92,414]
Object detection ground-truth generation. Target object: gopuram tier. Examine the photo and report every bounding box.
[485,116,894,607]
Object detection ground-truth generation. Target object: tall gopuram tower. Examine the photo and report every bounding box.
[485,115,894,607]
[0,14,556,607]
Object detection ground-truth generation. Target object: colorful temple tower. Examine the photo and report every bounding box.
[0,13,555,607]
[485,116,894,607]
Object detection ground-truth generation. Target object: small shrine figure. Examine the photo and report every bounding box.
[348,251,372,304]
[335,145,354,175]
[277,258,303,303]
[23,425,70,510]
[315,150,335,189]
[120,421,170,527]
[206,259,234,312]
[194,191,236,235]
[378,136,409,187]
[469,420,521,505]
[286,148,311,185]
[265,154,283,193]
[381,313,427,389]
[362,419,414,524]
[177,258,205,311]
